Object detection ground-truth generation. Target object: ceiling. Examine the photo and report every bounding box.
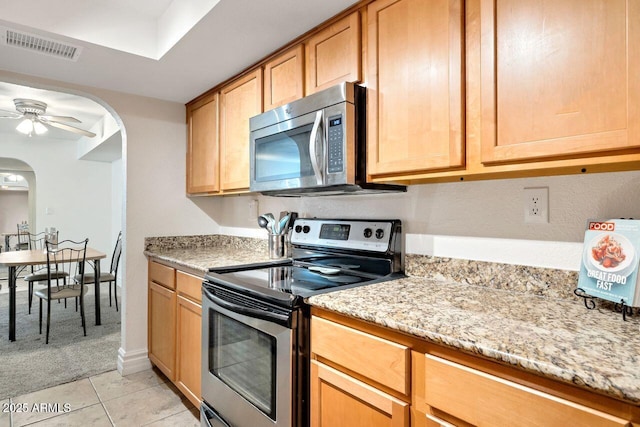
[0,0,360,104]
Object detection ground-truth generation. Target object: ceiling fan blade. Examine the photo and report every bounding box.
[0,115,22,119]
[43,120,96,138]
[0,108,21,118]
[39,115,81,123]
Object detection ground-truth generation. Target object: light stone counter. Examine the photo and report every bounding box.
[307,275,640,405]
[143,234,274,275]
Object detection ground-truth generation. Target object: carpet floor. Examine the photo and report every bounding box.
[0,285,121,400]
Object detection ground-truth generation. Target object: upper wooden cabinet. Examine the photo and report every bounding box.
[219,69,263,193]
[186,93,219,195]
[305,12,361,95]
[480,0,640,165]
[264,45,304,110]
[366,0,465,177]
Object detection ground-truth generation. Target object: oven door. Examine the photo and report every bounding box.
[201,284,295,427]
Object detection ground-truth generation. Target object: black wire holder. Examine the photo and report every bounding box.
[574,288,638,321]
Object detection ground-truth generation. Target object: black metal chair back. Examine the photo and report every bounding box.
[37,238,89,344]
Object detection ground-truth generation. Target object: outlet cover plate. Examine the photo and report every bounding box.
[524,187,549,223]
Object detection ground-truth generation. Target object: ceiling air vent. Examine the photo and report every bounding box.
[2,27,82,61]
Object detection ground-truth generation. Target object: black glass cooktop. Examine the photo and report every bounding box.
[204,255,394,307]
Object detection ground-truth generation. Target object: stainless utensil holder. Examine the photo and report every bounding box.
[268,233,287,259]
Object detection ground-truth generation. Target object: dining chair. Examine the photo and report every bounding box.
[78,231,122,311]
[15,224,29,251]
[36,238,88,344]
[25,231,68,314]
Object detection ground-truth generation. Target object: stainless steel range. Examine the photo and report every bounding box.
[200,218,403,427]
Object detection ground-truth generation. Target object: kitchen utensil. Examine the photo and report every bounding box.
[264,213,276,233]
[278,214,290,235]
[257,215,269,229]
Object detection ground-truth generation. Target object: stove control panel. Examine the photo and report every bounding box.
[290,218,398,252]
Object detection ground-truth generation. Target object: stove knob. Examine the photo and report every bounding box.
[303,225,311,234]
[363,228,373,238]
[375,228,385,239]
[295,225,302,233]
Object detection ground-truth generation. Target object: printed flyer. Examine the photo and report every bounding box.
[577,219,640,307]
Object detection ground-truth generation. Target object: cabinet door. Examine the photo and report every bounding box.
[480,0,640,164]
[264,45,304,110]
[305,12,361,94]
[148,281,176,381]
[220,69,263,192]
[186,93,219,194]
[367,0,464,177]
[311,361,409,427]
[424,355,631,427]
[175,294,202,407]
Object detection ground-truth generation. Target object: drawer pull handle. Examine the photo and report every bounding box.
[426,413,457,427]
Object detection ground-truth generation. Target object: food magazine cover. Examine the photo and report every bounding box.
[577,219,640,307]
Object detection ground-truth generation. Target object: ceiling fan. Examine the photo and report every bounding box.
[0,98,96,138]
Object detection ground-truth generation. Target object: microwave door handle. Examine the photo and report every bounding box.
[309,110,324,185]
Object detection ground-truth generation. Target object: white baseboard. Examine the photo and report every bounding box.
[117,347,152,376]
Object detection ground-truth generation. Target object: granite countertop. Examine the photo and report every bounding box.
[307,276,640,405]
[143,234,274,275]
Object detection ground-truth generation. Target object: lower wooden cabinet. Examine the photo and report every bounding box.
[311,360,410,427]
[148,262,203,407]
[310,309,638,427]
[148,263,176,381]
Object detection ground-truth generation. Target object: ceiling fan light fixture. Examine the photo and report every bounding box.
[15,116,48,136]
[33,121,48,135]
[16,117,34,135]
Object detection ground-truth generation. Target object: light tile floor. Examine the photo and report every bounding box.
[1,368,199,427]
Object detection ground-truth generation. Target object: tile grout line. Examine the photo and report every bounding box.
[89,376,115,427]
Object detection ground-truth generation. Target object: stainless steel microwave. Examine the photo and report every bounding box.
[249,82,405,196]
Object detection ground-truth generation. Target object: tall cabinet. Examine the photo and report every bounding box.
[479,0,640,165]
[366,0,465,178]
[219,69,263,193]
[186,93,219,194]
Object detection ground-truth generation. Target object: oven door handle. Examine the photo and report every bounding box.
[203,287,291,326]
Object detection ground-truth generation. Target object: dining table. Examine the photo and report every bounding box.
[0,247,107,341]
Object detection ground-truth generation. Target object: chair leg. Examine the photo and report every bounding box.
[114,281,118,312]
[108,281,112,307]
[46,299,51,344]
[75,297,78,312]
[28,281,32,314]
[39,298,42,334]
[79,294,86,337]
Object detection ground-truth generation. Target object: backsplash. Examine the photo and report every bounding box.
[406,254,579,301]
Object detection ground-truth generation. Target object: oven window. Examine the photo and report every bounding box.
[209,310,277,420]
[255,123,314,182]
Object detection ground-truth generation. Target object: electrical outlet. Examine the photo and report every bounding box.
[524,187,549,223]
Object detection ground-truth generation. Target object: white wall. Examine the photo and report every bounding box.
[0,191,28,233]
[0,136,113,253]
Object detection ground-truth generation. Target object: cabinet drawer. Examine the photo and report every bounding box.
[311,316,409,395]
[149,261,175,290]
[176,270,202,303]
[424,355,631,427]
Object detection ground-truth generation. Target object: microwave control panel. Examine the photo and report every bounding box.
[327,115,344,173]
